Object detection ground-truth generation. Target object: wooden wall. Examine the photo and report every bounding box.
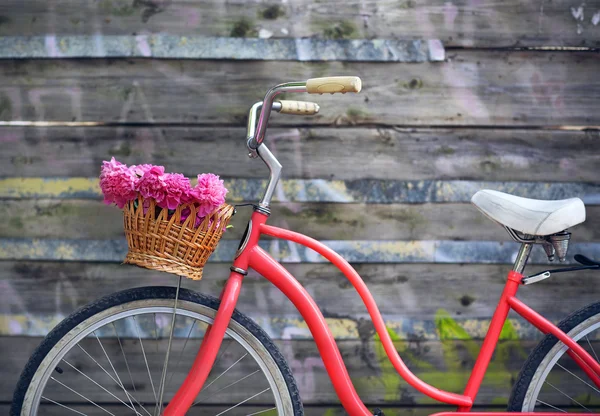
[1,1,600,413]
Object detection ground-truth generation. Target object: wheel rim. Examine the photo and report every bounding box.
[524,317,600,411]
[22,299,290,415]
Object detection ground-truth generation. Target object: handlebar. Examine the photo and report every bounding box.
[306,76,362,94]
[247,76,362,152]
[277,100,320,115]
[246,99,320,153]
[245,76,361,209]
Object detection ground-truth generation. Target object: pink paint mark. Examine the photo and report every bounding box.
[136,35,152,57]
[185,9,200,27]
[559,158,576,174]
[0,131,22,143]
[291,356,326,401]
[530,73,565,110]
[443,2,459,29]
[44,35,65,58]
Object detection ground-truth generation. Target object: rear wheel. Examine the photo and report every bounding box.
[12,286,303,415]
[508,301,600,412]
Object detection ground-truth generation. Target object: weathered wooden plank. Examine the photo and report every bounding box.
[3,126,599,182]
[4,335,597,407]
[3,200,600,243]
[0,35,443,62]
[2,261,599,340]
[0,53,598,126]
[0,0,599,48]
[3,177,600,204]
[2,237,600,265]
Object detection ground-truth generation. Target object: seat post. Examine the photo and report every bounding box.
[513,243,533,274]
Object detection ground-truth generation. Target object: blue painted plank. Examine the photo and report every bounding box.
[2,178,600,204]
[2,238,599,265]
[0,35,444,62]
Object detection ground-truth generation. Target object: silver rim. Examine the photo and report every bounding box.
[21,298,293,415]
[523,314,600,411]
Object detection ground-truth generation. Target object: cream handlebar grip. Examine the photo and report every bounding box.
[277,100,320,115]
[306,76,362,94]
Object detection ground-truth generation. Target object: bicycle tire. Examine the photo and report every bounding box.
[11,286,304,415]
[508,301,600,411]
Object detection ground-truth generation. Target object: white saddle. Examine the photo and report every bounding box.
[471,190,585,236]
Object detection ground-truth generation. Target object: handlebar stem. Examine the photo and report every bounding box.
[256,144,282,209]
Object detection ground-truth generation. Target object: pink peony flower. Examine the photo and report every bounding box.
[137,165,168,206]
[130,164,154,179]
[191,173,228,216]
[99,157,138,208]
[162,173,192,210]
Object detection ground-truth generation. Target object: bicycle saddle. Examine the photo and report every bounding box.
[471,189,586,236]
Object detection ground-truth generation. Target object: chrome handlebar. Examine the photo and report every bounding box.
[245,77,361,208]
[247,81,308,154]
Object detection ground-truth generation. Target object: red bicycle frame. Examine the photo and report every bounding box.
[164,210,600,416]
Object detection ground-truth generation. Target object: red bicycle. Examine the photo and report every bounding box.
[12,77,600,415]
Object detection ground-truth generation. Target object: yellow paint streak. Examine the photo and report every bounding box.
[55,243,76,259]
[0,177,100,198]
[295,318,359,338]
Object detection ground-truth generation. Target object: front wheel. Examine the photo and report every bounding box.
[12,286,304,415]
[509,301,600,412]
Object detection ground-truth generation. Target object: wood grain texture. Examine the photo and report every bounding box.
[3,199,600,242]
[0,0,599,48]
[3,126,600,182]
[0,52,598,126]
[2,261,598,341]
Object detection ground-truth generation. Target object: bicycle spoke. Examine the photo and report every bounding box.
[165,319,196,390]
[544,381,591,412]
[77,344,152,416]
[214,387,271,416]
[586,335,600,363]
[133,315,158,403]
[50,376,116,416]
[153,312,159,353]
[94,331,137,412]
[112,322,137,394]
[156,276,182,416]
[42,396,89,416]
[201,353,248,393]
[62,359,142,415]
[536,399,567,413]
[557,362,600,395]
[246,408,276,416]
[195,370,260,405]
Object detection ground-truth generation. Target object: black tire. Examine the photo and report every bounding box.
[508,301,600,411]
[11,286,304,415]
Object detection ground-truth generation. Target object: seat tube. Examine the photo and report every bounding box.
[459,243,531,408]
[512,242,533,274]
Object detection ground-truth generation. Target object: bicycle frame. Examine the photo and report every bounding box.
[163,79,598,414]
[163,210,600,416]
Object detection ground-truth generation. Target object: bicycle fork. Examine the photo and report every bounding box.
[162,271,244,416]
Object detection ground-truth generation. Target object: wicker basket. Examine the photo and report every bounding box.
[123,196,235,280]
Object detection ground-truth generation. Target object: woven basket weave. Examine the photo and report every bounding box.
[123,196,234,280]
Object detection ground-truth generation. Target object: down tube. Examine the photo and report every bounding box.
[257,224,471,408]
[249,246,373,416]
